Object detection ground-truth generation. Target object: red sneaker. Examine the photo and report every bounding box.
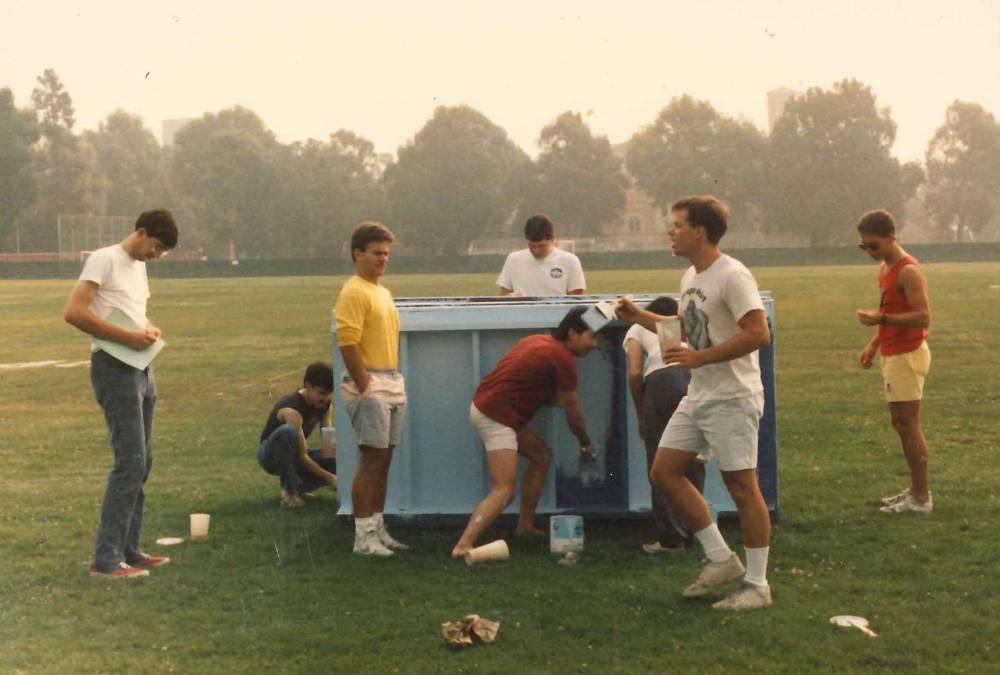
[127,554,171,568]
[89,562,150,578]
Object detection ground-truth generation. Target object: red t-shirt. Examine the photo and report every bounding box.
[878,255,928,356]
[473,334,578,430]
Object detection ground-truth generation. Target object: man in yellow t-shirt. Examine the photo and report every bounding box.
[335,222,408,557]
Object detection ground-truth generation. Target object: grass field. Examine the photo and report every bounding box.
[2,263,999,674]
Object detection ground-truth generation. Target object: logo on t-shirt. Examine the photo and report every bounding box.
[683,301,712,350]
[550,267,564,279]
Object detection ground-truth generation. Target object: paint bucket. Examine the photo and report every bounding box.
[549,514,584,554]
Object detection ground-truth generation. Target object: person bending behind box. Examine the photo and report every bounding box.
[64,209,178,578]
[335,222,409,557]
[623,295,706,553]
[854,209,933,514]
[257,362,338,507]
[451,306,599,559]
[616,195,773,610]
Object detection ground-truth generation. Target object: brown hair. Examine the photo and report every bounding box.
[856,209,896,237]
[671,195,728,244]
[350,222,394,261]
[524,214,555,241]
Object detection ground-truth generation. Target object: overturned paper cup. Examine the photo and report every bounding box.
[464,539,509,566]
[190,513,210,541]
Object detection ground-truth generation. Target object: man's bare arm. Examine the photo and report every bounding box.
[277,407,337,487]
[339,344,370,393]
[64,280,157,350]
[663,309,770,369]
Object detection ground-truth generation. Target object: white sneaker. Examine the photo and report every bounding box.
[712,582,772,610]
[880,493,933,514]
[880,487,910,506]
[377,526,409,551]
[682,553,745,598]
[353,529,394,556]
[375,514,409,551]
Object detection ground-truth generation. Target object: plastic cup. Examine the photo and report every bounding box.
[656,317,682,357]
[190,513,210,541]
[464,539,510,566]
[320,427,336,458]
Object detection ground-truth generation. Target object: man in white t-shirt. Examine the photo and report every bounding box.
[64,209,178,579]
[617,195,773,610]
[497,214,585,296]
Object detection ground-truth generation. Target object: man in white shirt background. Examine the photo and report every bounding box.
[497,214,586,297]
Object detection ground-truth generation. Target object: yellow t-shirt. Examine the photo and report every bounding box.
[334,275,400,370]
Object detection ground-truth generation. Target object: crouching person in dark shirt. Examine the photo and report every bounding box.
[258,362,338,507]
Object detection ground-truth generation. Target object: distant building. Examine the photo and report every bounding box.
[766,87,799,133]
[162,118,197,147]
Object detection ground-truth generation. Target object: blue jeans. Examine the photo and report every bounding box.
[257,423,337,494]
[90,350,156,571]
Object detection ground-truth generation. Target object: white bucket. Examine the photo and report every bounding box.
[549,515,584,553]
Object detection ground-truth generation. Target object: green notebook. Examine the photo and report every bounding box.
[94,308,166,370]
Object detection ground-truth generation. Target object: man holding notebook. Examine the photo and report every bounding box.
[64,209,179,578]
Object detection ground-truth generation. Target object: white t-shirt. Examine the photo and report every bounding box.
[623,324,668,380]
[79,244,150,349]
[678,254,765,401]
[496,247,586,296]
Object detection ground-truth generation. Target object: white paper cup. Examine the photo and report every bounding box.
[190,513,210,541]
[656,317,682,357]
[464,539,510,566]
[320,427,336,458]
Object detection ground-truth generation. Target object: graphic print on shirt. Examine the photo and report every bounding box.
[550,267,564,278]
[683,298,712,350]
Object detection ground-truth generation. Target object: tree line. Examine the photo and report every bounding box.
[2,70,998,257]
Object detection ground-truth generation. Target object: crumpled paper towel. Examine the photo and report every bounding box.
[441,614,500,648]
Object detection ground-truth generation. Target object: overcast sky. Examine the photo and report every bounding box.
[2,0,998,162]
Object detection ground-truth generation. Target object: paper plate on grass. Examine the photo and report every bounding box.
[155,537,184,546]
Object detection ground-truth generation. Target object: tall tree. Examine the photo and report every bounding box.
[765,79,916,246]
[86,110,168,217]
[26,69,104,251]
[384,105,530,255]
[31,68,75,132]
[523,111,627,237]
[626,95,766,229]
[272,130,388,257]
[171,106,279,257]
[924,101,1000,242]
[0,89,40,251]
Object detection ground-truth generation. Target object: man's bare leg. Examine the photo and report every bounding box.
[889,401,930,503]
[515,427,550,535]
[651,448,713,532]
[374,446,395,513]
[353,446,390,518]
[452,449,518,558]
[720,469,771,548]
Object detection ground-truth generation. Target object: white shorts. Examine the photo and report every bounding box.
[469,404,517,452]
[658,392,764,472]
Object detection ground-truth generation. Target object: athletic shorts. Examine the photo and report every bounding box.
[469,403,517,452]
[880,342,930,403]
[658,392,764,472]
[343,372,407,449]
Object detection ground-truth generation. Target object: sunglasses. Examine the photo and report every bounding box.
[857,242,880,251]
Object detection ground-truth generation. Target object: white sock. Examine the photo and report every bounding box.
[744,546,770,587]
[355,515,377,534]
[373,512,384,530]
[693,524,732,563]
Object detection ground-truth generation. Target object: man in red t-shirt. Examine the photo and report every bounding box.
[451,306,599,558]
[855,210,933,514]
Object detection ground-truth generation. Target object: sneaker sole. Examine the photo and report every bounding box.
[682,562,746,598]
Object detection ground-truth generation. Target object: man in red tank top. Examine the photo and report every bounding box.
[855,210,933,514]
